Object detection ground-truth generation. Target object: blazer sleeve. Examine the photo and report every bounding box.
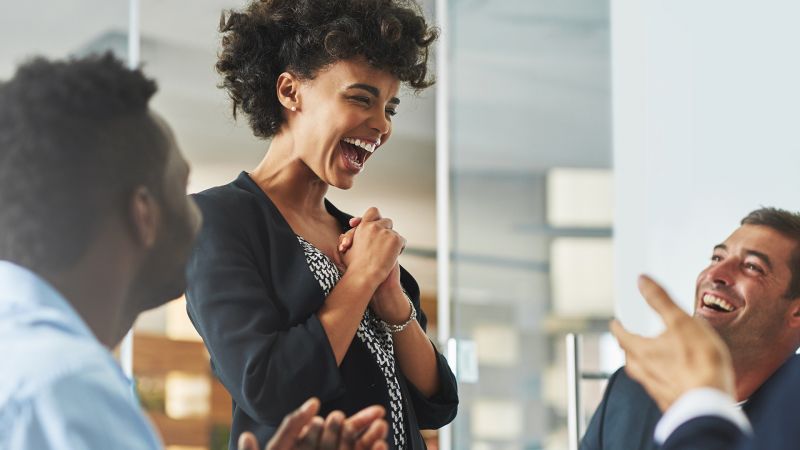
[185,193,343,425]
[579,368,621,450]
[399,268,459,429]
[662,358,800,450]
[661,416,744,450]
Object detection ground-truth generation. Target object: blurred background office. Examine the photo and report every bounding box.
[4,0,800,449]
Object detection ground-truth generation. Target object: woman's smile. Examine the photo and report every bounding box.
[339,139,366,173]
[338,136,380,174]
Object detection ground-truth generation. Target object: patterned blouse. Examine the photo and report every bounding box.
[296,236,407,449]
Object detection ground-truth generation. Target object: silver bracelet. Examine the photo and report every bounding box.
[379,295,417,334]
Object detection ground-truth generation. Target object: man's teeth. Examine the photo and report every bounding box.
[342,137,379,153]
[703,294,735,312]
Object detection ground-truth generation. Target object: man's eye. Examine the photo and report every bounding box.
[711,255,722,262]
[386,108,397,117]
[744,263,764,274]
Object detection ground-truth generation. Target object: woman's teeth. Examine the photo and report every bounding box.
[344,149,362,168]
[342,137,379,153]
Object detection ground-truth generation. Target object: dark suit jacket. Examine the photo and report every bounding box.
[185,172,458,450]
[580,354,800,450]
[661,354,800,450]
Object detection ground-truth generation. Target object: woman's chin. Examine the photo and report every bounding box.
[329,175,356,190]
[335,180,355,190]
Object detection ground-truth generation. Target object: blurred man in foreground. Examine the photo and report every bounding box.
[0,54,386,450]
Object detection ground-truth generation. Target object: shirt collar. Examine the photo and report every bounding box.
[0,260,96,341]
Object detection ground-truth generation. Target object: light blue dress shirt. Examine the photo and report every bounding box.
[0,261,163,449]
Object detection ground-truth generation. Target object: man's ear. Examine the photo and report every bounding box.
[276,71,301,112]
[129,186,160,249]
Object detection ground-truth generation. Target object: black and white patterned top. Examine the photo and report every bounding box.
[296,236,407,450]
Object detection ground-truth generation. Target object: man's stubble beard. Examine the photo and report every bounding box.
[117,204,196,341]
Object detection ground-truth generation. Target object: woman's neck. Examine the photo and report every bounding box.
[250,134,329,218]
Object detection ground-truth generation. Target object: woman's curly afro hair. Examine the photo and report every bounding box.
[216,0,438,139]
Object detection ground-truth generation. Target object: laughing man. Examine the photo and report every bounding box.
[580,207,800,450]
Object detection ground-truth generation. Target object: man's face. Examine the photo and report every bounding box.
[694,224,799,352]
[128,115,201,313]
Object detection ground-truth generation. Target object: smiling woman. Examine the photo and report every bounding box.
[183,1,458,450]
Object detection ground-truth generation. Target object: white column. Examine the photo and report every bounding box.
[435,0,452,449]
[120,0,141,380]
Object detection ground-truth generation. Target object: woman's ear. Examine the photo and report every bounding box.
[276,71,301,112]
[128,186,160,249]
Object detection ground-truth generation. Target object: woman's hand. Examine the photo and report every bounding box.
[337,212,440,398]
[337,211,408,322]
[370,262,410,324]
[336,216,362,269]
[337,208,404,289]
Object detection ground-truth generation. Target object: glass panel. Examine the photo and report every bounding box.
[446,0,612,448]
[132,2,256,448]
[134,2,441,449]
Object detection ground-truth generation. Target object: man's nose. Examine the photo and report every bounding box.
[706,260,735,286]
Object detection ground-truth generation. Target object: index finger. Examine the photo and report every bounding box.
[637,274,689,325]
[609,319,654,356]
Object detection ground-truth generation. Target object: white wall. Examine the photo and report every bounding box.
[613,0,800,334]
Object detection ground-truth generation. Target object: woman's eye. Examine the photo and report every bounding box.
[711,255,722,262]
[386,109,397,117]
[350,96,371,105]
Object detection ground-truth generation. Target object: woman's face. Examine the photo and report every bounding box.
[290,58,400,189]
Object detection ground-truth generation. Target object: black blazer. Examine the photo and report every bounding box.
[580,354,800,450]
[185,172,458,450]
[661,354,800,450]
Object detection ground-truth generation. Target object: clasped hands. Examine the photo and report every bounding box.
[610,275,735,411]
[334,207,410,324]
[234,207,409,450]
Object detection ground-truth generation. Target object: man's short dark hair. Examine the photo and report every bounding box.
[741,207,800,298]
[0,53,165,273]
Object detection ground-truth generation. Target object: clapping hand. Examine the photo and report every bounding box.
[237,398,389,450]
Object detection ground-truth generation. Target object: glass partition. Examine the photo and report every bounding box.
[443,0,613,448]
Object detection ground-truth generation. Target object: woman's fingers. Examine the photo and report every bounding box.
[339,229,357,253]
[361,207,382,222]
